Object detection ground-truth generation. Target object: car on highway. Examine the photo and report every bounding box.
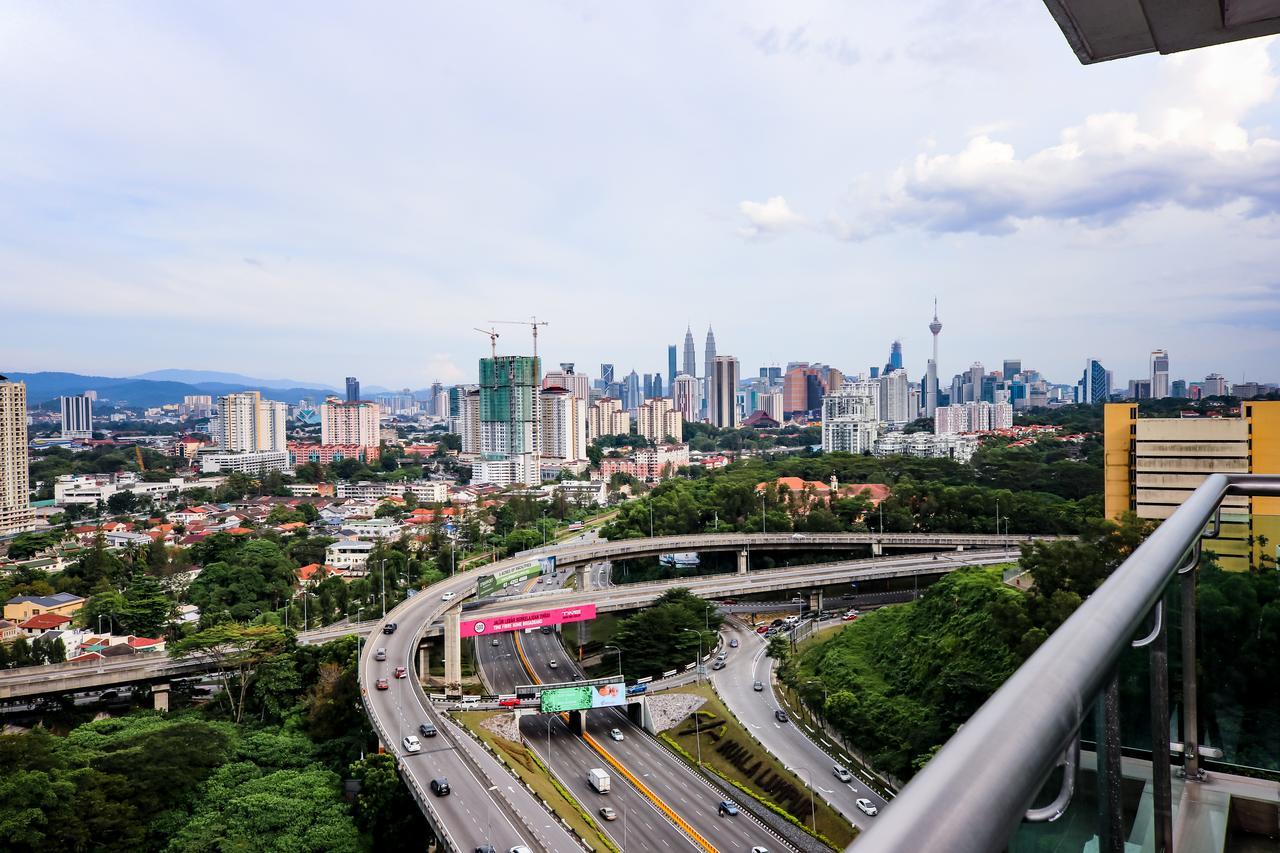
[609,728,624,741]
[498,698,520,707]
[382,623,397,635]
[441,591,456,601]
[474,845,495,853]
[510,847,533,853]
[717,800,739,816]
[599,806,617,821]
[751,847,770,853]
[540,625,552,634]
[729,638,739,648]
[491,638,500,646]
[402,735,421,753]
[753,680,764,691]
[774,710,789,723]
[856,798,879,816]
[430,777,450,796]
[712,660,726,671]
[374,648,387,661]
[834,765,853,782]
[375,678,389,690]
[548,660,558,669]
[419,722,437,737]
[394,666,407,679]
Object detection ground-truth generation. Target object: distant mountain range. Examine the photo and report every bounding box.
[131,369,337,391]
[5,371,344,410]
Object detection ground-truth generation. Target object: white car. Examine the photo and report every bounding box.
[609,728,624,741]
[441,591,456,601]
[856,798,878,816]
[510,847,533,853]
[752,847,770,853]
[834,765,853,783]
[402,735,421,753]
[548,660,558,669]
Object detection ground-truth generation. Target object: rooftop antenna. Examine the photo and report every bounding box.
[473,327,500,359]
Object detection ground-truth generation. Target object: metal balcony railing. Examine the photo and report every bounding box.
[852,473,1280,853]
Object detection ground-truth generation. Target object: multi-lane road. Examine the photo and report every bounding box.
[714,619,889,832]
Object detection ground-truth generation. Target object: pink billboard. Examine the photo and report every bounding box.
[460,604,597,638]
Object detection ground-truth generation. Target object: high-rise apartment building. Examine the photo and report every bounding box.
[822,386,880,454]
[60,395,93,439]
[935,401,1013,434]
[879,369,913,427]
[759,390,784,422]
[636,397,683,443]
[682,328,697,379]
[671,374,700,423]
[320,399,381,447]
[218,392,287,453]
[477,355,540,485]
[345,377,360,403]
[587,398,631,442]
[1104,402,1280,570]
[457,387,482,454]
[182,395,214,418]
[543,364,591,402]
[1149,350,1170,399]
[709,355,740,429]
[1078,359,1110,404]
[540,387,588,465]
[0,378,35,537]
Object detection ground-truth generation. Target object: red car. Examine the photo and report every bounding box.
[376,678,389,690]
[842,612,859,622]
[395,666,408,679]
[498,698,520,707]
[756,626,769,634]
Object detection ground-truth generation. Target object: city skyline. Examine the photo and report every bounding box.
[4,6,1279,387]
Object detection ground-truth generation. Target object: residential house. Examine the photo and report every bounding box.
[4,592,86,622]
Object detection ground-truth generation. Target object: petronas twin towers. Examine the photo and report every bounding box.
[680,325,715,381]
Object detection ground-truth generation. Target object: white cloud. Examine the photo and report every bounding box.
[737,196,805,239]
[832,38,1280,239]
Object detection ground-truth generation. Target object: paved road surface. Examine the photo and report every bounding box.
[713,619,888,832]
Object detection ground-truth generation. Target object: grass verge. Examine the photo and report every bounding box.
[656,683,856,848]
[455,711,619,853]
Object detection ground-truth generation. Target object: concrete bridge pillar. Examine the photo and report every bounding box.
[956,545,965,552]
[737,549,749,574]
[417,643,430,681]
[575,564,592,592]
[568,709,587,735]
[871,541,883,556]
[444,609,462,692]
[152,682,170,713]
[809,589,823,612]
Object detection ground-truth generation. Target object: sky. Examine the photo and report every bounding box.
[3,2,1279,391]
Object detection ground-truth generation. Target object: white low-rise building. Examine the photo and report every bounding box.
[326,539,375,572]
[199,450,292,476]
[342,517,403,541]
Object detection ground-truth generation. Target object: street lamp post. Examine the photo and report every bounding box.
[380,558,387,618]
[546,715,555,768]
[97,614,108,635]
[485,784,499,851]
[796,766,817,832]
[680,628,713,684]
[603,645,622,678]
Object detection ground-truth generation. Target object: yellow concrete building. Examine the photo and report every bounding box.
[1105,401,1280,570]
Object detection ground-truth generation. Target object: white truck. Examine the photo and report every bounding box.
[587,768,611,794]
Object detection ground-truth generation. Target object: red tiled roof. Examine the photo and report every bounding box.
[226,527,254,535]
[127,637,164,648]
[20,613,72,630]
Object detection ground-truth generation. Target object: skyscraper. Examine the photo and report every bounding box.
[653,374,664,399]
[885,340,903,374]
[623,370,643,411]
[709,355,740,429]
[926,302,942,418]
[682,327,697,379]
[0,377,35,536]
[543,364,590,401]
[667,345,677,392]
[599,364,615,388]
[60,394,93,439]
[1078,358,1110,404]
[1002,360,1022,380]
[219,392,287,452]
[345,377,360,403]
[1150,350,1170,399]
[703,326,717,416]
[672,374,700,422]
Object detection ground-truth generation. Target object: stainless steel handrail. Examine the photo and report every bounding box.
[852,473,1280,852]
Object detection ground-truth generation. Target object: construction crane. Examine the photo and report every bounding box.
[473,327,500,359]
[489,317,549,360]
[135,445,146,472]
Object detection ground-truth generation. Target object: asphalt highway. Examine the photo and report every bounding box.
[713,619,889,832]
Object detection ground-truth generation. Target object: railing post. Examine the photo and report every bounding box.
[1180,567,1204,782]
[1097,673,1124,853]
[1149,602,1173,852]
